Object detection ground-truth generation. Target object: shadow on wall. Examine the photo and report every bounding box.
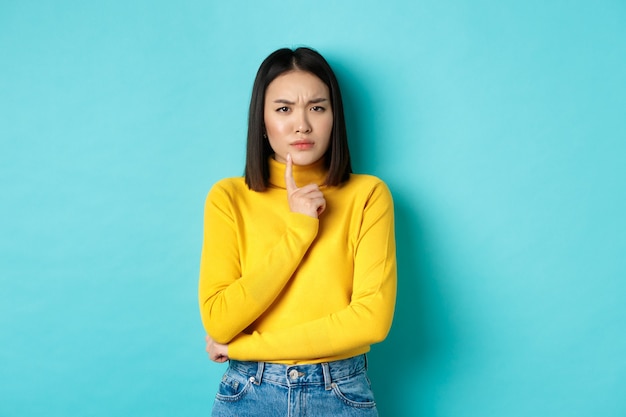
[368,189,450,416]
[334,54,452,415]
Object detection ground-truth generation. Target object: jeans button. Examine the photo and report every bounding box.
[289,369,299,380]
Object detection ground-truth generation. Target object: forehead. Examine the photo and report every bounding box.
[265,70,329,98]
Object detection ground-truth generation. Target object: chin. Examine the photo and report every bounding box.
[293,155,323,166]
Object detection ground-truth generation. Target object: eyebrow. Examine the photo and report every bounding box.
[272,98,329,105]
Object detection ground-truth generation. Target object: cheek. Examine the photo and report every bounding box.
[267,137,281,153]
[264,116,287,137]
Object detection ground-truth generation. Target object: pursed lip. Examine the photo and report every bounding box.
[290,139,315,150]
[290,139,315,146]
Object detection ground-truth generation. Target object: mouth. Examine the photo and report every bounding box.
[290,140,315,150]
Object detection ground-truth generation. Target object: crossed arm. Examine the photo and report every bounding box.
[200,155,396,362]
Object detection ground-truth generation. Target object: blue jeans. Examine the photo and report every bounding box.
[211,355,378,417]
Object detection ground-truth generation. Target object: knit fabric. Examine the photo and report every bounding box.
[199,157,396,364]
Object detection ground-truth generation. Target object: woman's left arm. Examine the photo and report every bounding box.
[227,181,397,361]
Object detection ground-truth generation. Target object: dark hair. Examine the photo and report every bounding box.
[244,47,352,191]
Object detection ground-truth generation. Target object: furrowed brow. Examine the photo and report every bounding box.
[272,98,328,105]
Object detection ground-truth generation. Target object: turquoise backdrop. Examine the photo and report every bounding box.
[1,1,625,416]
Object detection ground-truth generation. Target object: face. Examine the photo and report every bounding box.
[264,70,333,166]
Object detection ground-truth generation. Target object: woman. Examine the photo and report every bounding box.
[198,46,396,417]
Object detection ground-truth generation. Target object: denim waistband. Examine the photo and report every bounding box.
[228,355,368,390]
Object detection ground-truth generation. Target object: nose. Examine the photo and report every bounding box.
[295,110,312,134]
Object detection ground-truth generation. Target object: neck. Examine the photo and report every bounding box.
[268,157,328,189]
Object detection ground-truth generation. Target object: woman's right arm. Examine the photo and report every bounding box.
[198,181,319,344]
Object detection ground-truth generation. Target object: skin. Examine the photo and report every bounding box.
[206,334,228,363]
[205,70,334,361]
[263,70,333,167]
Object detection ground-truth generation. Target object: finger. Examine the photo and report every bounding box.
[293,185,325,202]
[298,183,321,193]
[317,200,327,216]
[210,350,228,362]
[311,197,326,213]
[285,153,298,193]
[302,189,326,204]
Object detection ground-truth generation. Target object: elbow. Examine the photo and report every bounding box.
[368,322,392,345]
[200,299,237,344]
[351,300,395,345]
[207,328,233,345]
[204,324,238,345]
[366,307,395,345]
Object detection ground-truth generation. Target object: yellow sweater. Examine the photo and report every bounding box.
[198,157,397,364]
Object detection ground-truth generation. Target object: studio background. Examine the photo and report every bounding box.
[1,1,624,416]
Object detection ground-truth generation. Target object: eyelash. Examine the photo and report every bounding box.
[276,106,326,112]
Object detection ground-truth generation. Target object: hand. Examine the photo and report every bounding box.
[205,334,229,363]
[285,153,326,218]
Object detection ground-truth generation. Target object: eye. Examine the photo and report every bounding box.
[276,106,290,112]
[311,106,326,112]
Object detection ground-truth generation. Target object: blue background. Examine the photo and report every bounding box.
[1,1,625,416]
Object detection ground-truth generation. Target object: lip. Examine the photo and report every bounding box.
[290,140,315,150]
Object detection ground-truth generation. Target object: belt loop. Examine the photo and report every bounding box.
[321,362,333,390]
[254,362,264,385]
[364,354,368,370]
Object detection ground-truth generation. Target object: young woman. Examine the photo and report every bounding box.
[198,47,397,417]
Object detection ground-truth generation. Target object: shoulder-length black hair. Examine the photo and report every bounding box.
[244,47,352,191]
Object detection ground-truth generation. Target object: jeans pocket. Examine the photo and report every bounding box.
[331,372,377,409]
[215,367,254,403]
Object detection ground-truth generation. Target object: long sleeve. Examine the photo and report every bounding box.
[198,180,319,343]
[227,181,397,361]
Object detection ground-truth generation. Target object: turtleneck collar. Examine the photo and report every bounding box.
[268,157,328,189]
